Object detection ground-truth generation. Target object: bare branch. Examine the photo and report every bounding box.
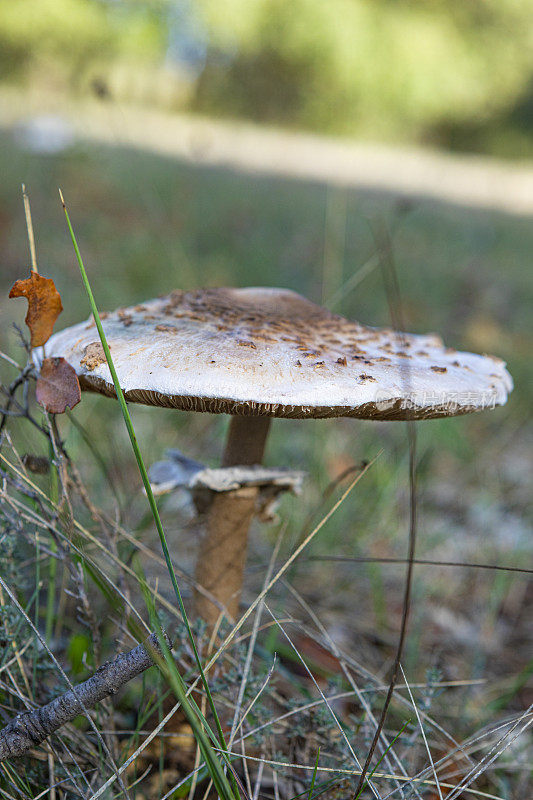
[0,632,171,761]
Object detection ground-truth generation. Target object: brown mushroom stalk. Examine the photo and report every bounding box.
[194,416,271,627]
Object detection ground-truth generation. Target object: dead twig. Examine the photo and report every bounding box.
[0,633,171,761]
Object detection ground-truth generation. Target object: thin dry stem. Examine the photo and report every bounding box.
[22,184,38,273]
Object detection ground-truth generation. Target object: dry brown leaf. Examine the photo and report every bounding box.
[21,454,50,474]
[9,272,63,347]
[36,357,81,414]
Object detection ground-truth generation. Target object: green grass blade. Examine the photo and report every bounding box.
[60,191,238,800]
[139,569,243,798]
[354,718,411,799]
[308,747,320,800]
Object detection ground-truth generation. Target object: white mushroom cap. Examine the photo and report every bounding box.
[43,287,512,420]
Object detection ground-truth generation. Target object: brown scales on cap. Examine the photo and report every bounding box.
[80,342,107,371]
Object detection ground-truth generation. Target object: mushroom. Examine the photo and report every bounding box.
[43,287,513,627]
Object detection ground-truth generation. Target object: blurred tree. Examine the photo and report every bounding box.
[1,0,532,154]
[0,0,164,90]
[193,0,533,148]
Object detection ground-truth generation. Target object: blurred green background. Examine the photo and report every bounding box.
[1,0,533,156]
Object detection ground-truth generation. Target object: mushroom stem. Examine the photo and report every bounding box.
[222,415,272,468]
[194,416,271,628]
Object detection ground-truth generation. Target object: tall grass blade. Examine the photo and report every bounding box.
[60,191,238,800]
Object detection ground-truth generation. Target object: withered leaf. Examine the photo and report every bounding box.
[36,357,81,414]
[22,454,50,474]
[9,272,63,347]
